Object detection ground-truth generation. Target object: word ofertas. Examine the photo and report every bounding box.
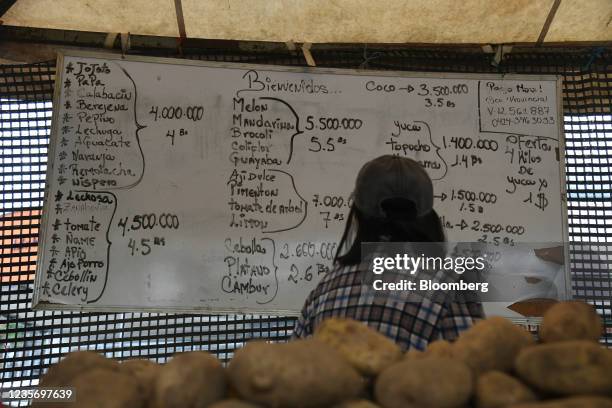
[372,254,486,275]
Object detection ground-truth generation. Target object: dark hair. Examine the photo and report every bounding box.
[334,197,446,266]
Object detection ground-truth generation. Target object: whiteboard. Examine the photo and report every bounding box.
[33,50,568,318]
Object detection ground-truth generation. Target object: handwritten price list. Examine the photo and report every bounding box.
[36,55,562,312]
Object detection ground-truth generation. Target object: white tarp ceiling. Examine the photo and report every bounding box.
[2,0,611,44]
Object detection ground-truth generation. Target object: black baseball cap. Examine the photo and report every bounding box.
[352,155,434,219]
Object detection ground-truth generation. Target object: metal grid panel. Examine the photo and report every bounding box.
[1,47,611,404]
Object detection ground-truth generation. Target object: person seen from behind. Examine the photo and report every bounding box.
[292,154,485,350]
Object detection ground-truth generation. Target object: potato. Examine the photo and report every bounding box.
[426,339,455,357]
[118,359,160,400]
[453,317,534,374]
[403,349,425,359]
[540,301,602,343]
[34,368,146,408]
[515,341,612,396]
[404,340,454,360]
[476,371,537,408]
[314,318,402,376]
[508,396,612,408]
[375,357,473,408]
[64,368,145,408]
[208,400,262,408]
[119,358,159,379]
[334,400,381,408]
[38,351,119,387]
[151,351,226,408]
[228,339,363,408]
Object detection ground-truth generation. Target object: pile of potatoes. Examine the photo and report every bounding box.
[33,300,611,408]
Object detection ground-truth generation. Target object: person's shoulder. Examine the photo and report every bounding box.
[320,262,362,282]
[309,263,362,294]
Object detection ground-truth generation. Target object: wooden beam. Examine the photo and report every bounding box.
[0,0,18,18]
[537,0,562,45]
